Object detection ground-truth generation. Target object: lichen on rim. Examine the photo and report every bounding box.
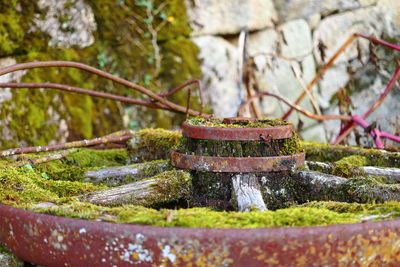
[185,116,290,128]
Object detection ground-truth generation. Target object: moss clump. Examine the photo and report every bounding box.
[301,201,400,218]
[0,149,130,206]
[137,160,172,178]
[146,170,192,208]
[279,134,303,156]
[335,155,369,166]
[0,1,47,57]
[341,177,400,203]
[0,166,105,206]
[87,0,202,130]
[0,166,58,206]
[330,155,368,178]
[302,142,400,167]
[127,128,182,163]
[35,202,360,228]
[63,148,127,167]
[30,148,128,182]
[186,117,290,128]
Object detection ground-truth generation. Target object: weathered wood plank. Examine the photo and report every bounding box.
[231,174,267,212]
[80,170,191,207]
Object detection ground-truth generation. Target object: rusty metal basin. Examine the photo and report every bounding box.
[1,204,400,266]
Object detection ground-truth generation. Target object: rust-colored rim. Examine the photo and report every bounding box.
[182,122,294,140]
[171,151,305,172]
[1,204,400,266]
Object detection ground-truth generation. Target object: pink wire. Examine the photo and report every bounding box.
[350,116,400,149]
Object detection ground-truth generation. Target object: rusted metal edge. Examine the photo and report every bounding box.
[171,151,305,172]
[182,122,294,140]
[1,204,400,266]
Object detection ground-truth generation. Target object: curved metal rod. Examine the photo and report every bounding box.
[0,61,210,118]
[0,82,170,110]
[158,79,205,115]
[239,91,351,122]
[0,83,170,111]
[333,65,400,144]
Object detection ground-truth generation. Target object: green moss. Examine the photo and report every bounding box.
[137,159,172,178]
[30,149,127,182]
[0,243,11,255]
[330,155,368,178]
[0,0,47,57]
[146,170,191,208]
[301,201,400,218]
[0,166,58,206]
[0,165,105,206]
[335,155,369,166]
[302,142,400,168]
[0,149,130,205]
[127,128,182,163]
[0,48,124,149]
[63,148,127,167]
[35,201,360,228]
[340,177,400,203]
[279,134,303,156]
[86,0,202,130]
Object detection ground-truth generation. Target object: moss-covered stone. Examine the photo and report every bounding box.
[0,148,129,206]
[127,128,182,163]
[0,165,105,206]
[34,201,361,228]
[331,155,368,178]
[147,169,192,208]
[303,142,400,167]
[0,1,47,57]
[32,148,128,182]
[0,0,202,149]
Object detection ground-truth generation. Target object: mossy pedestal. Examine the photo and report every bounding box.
[172,117,305,210]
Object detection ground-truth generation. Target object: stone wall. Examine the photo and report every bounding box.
[188,0,400,145]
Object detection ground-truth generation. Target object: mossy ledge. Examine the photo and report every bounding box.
[303,142,400,168]
[31,200,400,228]
[127,128,182,163]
